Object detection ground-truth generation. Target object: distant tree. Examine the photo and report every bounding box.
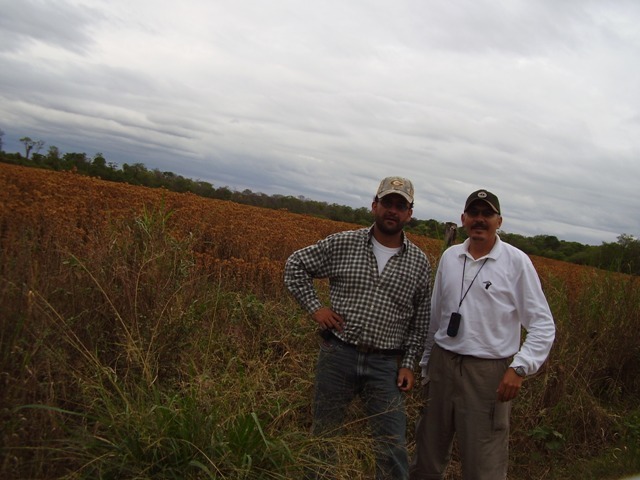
[214,186,233,201]
[90,152,118,179]
[193,180,216,198]
[31,152,46,166]
[617,233,637,249]
[353,206,373,225]
[20,137,35,159]
[121,162,151,185]
[616,233,640,275]
[45,146,61,169]
[172,175,193,192]
[577,233,640,275]
[409,219,448,239]
[92,152,106,168]
[33,139,45,156]
[63,152,90,172]
[0,128,4,152]
[500,232,533,253]
[535,235,561,251]
[18,136,45,159]
[556,240,586,260]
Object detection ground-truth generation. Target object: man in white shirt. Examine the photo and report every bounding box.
[410,189,556,480]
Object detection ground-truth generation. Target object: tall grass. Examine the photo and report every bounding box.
[501,270,640,479]
[401,268,640,480]
[2,164,640,478]
[0,205,378,479]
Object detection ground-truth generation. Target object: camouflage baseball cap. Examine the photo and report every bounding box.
[376,177,414,203]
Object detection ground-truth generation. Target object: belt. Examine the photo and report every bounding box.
[320,329,404,356]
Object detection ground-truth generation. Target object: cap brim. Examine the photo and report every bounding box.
[465,199,499,214]
[378,190,413,204]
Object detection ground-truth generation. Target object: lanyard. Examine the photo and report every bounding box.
[457,256,488,312]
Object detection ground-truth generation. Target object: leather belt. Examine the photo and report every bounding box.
[320,329,404,356]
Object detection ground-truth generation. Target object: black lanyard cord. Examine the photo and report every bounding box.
[457,257,488,311]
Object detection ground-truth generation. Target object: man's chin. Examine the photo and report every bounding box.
[378,222,403,235]
[384,219,399,228]
[469,231,489,240]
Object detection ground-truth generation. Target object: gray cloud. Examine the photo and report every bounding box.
[0,0,101,54]
[1,0,639,245]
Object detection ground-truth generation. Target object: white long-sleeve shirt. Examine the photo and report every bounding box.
[419,236,555,378]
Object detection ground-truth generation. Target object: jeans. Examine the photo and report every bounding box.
[311,334,408,480]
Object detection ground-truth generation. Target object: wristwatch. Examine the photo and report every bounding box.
[513,366,526,378]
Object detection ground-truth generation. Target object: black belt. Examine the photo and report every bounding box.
[320,329,404,356]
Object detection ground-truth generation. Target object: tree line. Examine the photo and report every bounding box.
[1,133,638,275]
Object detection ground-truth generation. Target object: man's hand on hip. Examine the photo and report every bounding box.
[312,307,345,332]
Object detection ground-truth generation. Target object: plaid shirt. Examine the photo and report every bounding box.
[284,226,431,370]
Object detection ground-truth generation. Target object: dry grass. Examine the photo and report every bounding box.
[1,163,640,479]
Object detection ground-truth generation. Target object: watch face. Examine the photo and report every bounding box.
[515,366,526,377]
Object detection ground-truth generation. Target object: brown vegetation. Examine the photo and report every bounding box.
[2,162,640,479]
[0,163,437,297]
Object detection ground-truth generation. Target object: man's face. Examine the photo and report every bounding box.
[372,193,413,235]
[461,200,502,242]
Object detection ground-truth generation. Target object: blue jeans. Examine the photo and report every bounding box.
[311,334,408,480]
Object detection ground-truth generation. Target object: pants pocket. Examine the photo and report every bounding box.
[491,400,511,432]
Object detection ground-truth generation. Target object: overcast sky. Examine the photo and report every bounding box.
[1,0,639,245]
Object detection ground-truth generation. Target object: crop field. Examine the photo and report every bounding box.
[1,162,639,479]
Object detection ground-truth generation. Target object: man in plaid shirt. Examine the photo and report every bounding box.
[285,176,432,480]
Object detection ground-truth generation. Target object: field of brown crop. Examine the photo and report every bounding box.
[2,162,640,479]
[1,163,453,300]
[0,164,333,294]
[0,162,603,290]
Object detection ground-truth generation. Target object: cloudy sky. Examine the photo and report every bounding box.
[1,0,639,245]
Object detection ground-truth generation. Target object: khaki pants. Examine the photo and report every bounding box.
[410,344,511,480]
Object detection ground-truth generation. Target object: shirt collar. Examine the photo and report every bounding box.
[460,234,503,261]
[367,225,408,253]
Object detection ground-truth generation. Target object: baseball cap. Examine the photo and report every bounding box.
[464,189,501,214]
[376,177,414,204]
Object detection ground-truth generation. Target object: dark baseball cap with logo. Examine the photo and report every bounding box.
[464,189,501,215]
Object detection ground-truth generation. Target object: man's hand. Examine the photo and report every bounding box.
[496,367,524,402]
[312,307,345,332]
[397,367,414,392]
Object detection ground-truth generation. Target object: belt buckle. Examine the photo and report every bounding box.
[356,344,376,354]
